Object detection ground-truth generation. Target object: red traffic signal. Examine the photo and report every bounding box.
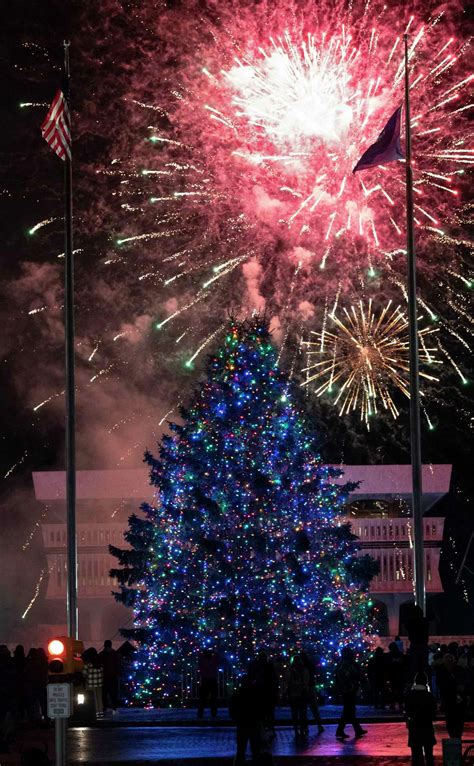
[48,639,65,656]
[47,636,84,676]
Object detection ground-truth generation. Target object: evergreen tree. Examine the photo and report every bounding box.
[111,317,377,703]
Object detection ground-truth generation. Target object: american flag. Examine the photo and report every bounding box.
[41,90,71,161]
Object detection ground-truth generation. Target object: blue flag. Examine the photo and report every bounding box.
[353,106,404,173]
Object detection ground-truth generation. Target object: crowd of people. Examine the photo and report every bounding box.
[222,645,366,764]
[1,632,473,765]
[367,640,474,766]
[197,637,474,766]
[0,639,123,728]
[367,640,474,720]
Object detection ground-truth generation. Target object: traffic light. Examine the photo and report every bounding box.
[47,636,84,676]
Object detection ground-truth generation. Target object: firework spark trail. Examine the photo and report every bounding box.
[437,340,468,383]
[202,254,249,289]
[28,217,58,235]
[19,101,49,108]
[90,364,115,383]
[28,306,48,315]
[155,290,210,330]
[88,343,100,361]
[21,566,53,620]
[117,442,142,465]
[277,260,304,363]
[4,450,28,478]
[175,328,191,344]
[158,403,182,427]
[33,390,65,412]
[185,322,227,367]
[22,508,47,551]
[422,406,435,430]
[56,247,83,260]
[108,415,136,434]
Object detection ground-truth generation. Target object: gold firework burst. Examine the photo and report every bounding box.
[302,299,441,425]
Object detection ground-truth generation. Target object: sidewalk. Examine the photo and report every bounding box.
[2,721,472,765]
[66,722,474,764]
[82,702,474,727]
[86,704,406,727]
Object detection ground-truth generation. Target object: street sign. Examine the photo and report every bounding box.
[47,683,71,718]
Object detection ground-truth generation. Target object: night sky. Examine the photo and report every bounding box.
[1,0,473,638]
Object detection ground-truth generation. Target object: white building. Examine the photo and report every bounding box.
[33,464,451,642]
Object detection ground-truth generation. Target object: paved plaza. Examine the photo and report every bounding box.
[94,705,405,726]
[2,714,474,764]
[67,722,474,763]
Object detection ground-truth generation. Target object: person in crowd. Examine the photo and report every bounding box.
[99,640,121,714]
[36,649,49,721]
[467,644,474,666]
[367,646,387,710]
[197,647,219,719]
[20,746,52,766]
[448,641,459,657]
[117,642,135,703]
[83,648,104,719]
[405,671,436,766]
[272,654,286,702]
[404,604,429,677]
[395,636,405,654]
[229,674,262,765]
[457,645,469,670]
[13,645,26,674]
[436,653,466,739]
[299,651,324,733]
[286,654,309,740]
[22,648,36,721]
[335,646,367,740]
[0,645,16,753]
[22,647,48,722]
[0,645,17,722]
[387,641,406,712]
[430,648,445,701]
[468,647,474,713]
[13,645,27,719]
[249,650,279,734]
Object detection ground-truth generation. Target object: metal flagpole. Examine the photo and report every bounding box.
[63,40,78,639]
[455,532,474,585]
[404,33,425,614]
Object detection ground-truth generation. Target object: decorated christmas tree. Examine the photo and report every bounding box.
[111,317,377,704]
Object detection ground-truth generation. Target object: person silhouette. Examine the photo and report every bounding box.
[335,647,367,740]
[405,672,436,766]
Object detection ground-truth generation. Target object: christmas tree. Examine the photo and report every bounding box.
[111,317,377,704]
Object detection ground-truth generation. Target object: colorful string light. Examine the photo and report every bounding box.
[111,319,376,703]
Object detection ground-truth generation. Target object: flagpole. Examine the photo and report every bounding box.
[404,33,425,615]
[63,40,78,639]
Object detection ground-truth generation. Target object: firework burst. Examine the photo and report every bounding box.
[99,0,472,373]
[14,0,473,434]
[301,299,441,426]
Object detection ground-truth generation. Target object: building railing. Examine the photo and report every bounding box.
[42,514,445,598]
[367,547,442,592]
[342,516,444,543]
[45,552,120,598]
[42,523,126,549]
[43,517,444,551]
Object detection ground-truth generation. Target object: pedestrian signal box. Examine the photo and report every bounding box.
[48,636,84,676]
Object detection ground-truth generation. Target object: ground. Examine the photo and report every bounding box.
[2,710,474,765]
